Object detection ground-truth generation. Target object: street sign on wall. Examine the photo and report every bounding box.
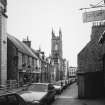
[83,9,105,23]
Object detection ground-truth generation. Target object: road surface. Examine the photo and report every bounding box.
[52,83,105,105]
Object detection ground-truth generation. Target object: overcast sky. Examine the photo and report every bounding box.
[7,0,102,66]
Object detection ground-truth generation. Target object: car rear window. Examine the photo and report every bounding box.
[27,84,48,92]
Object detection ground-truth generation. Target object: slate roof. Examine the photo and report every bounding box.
[7,34,38,59]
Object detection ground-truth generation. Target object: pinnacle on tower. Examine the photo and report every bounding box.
[59,27,62,39]
[52,28,55,37]
[27,36,29,41]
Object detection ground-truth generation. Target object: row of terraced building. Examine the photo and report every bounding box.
[0,0,70,89]
[0,0,56,88]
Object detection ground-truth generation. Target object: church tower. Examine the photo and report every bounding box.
[51,28,63,81]
[51,28,63,60]
[0,0,7,85]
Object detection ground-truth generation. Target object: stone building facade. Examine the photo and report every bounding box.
[63,59,69,80]
[0,0,55,87]
[7,34,38,85]
[77,22,105,98]
[0,0,7,85]
[68,67,77,79]
[7,34,54,86]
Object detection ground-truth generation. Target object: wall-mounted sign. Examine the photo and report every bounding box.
[83,9,105,23]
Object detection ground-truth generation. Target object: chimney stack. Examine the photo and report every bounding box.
[23,36,31,48]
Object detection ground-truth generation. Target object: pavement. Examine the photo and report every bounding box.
[53,83,105,105]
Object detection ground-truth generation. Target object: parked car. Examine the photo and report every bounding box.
[56,81,63,92]
[66,79,69,86]
[60,80,67,89]
[52,83,62,95]
[19,83,56,105]
[68,78,71,85]
[70,78,76,84]
[0,91,26,105]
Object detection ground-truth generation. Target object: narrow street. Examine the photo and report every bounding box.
[52,83,105,105]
